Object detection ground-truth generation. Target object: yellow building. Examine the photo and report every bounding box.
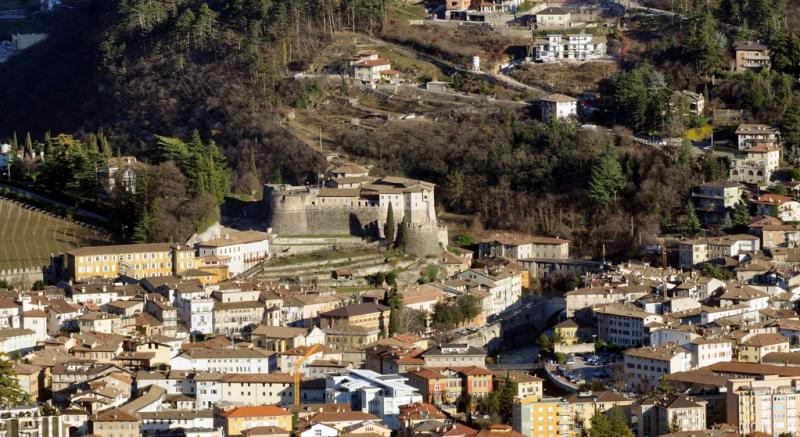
[553,319,580,346]
[222,405,293,436]
[513,397,575,437]
[564,391,634,435]
[67,243,197,281]
[737,333,790,363]
[92,408,141,437]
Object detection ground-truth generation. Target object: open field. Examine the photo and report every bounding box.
[0,197,113,270]
[509,62,618,95]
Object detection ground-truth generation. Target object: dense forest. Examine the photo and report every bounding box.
[0,0,387,186]
[337,111,701,257]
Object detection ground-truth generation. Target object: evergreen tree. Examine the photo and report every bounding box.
[589,412,612,437]
[681,201,701,235]
[731,201,751,228]
[387,288,401,336]
[133,208,152,243]
[608,409,634,437]
[782,97,800,153]
[677,140,694,168]
[23,132,33,159]
[395,217,409,253]
[720,212,733,231]
[588,147,625,207]
[497,376,517,422]
[0,360,28,407]
[384,203,395,249]
[700,149,723,182]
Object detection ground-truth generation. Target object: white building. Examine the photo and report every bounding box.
[456,268,522,316]
[719,284,770,311]
[325,369,422,429]
[686,338,733,368]
[649,326,698,348]
[0,299,21,330]
[735,124,780,150]
[533,34,606,62]
[352,58,398,83]
[678,234,760,268]
[21,309,48,343]
[729,144,781,186]
[170,348,275,374]
[623,343,692,393]
[540,94,578,121]
[0,328,36,355]
[174,282,214,335]
[594,303,663,347]
[196,231,270,276]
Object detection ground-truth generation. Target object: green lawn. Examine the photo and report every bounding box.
[387,1,427,20]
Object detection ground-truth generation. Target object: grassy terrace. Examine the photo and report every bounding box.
[264,247,383,268]
[386,2,427,20]
[278,233,355,239]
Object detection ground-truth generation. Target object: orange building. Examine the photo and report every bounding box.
[406,366,492,404]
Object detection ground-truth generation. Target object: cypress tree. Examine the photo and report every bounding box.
[0,361,27,407]
[384,203,395,249]
[395,216,409,253]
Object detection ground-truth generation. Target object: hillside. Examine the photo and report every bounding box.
[0,197,113,270]
[0,0,389,185]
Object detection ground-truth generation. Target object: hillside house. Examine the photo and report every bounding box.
[692,180,742,225]
[105,156,139,194]
[752,193,800,222]
[540,94,577,121]
[533,7,571,29]
[352,57,399,84]
[733,41,771,71]
[728,144,780,186]
[735,124,779,150]
[533,34,606,62]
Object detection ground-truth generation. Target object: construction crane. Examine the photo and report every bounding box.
[293,343,321,406]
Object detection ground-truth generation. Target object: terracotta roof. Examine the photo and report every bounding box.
[741,333,789,347]
[92,407,140,422]
[223,405,291,418]
[747,143,779,154]
[319,302,389,318]
[474,424,526,437]
[397,402,446,421]
[310,411,380,423]
[68,243,186,257]
[197,231,269,248]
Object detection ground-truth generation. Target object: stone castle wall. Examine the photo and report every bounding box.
[264,185,447,256]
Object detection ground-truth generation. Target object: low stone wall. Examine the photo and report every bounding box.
[544,363,579,393]
[0,267,45,287]
[554,342,596,354]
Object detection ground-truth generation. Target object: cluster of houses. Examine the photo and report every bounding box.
[551,261,800,436]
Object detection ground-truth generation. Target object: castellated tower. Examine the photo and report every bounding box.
[263,175,448,256]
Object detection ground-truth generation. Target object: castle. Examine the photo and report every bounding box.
[263,171,448,256]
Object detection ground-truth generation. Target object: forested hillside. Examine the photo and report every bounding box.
[0,0,386,185]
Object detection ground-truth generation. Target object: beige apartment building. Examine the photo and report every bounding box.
[726,375,800,435]
[91,408,140,437]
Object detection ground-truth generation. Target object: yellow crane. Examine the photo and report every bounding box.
[293,343,321,406]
